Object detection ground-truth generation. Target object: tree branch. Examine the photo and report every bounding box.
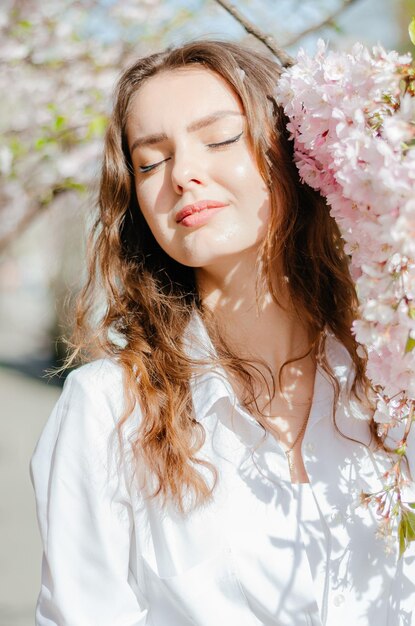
[213,0,294,67]
[213,0,362,62]
[283,0,361,47]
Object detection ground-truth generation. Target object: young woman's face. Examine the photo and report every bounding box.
[126,66,270,268]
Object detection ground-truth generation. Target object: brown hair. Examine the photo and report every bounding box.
[69,38,383,514]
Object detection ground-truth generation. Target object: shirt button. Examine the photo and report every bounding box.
[333,593,345,607]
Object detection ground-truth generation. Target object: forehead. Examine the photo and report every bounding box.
[127,66,243,131]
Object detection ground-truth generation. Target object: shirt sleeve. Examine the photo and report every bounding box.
[29,364,148,626]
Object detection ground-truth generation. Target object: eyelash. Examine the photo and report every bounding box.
[138,131,244,174]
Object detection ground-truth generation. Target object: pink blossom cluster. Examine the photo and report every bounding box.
[275,39,415,425]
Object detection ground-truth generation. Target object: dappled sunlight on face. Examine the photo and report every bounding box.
[126,66,270,269]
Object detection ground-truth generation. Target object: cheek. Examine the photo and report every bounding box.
[229,155,270,220]
[226,149,267,195]
[135,182,154,216]
[135,182,168,235]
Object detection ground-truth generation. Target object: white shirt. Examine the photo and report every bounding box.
[30,310,415,626]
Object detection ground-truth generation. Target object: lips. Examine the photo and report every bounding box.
[175,200,228,223]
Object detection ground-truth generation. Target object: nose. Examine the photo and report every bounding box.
[170,145,205,195]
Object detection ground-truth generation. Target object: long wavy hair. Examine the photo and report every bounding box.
[68,38,384,515]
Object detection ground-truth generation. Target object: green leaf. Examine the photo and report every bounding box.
[60,179,87,193]
[398,511,415,558]
[405,334,415,353]
[54,115,66,131]
[409,306,415,321]
[86,115,108,138]
[409,17,415,46]
[34,137,54,150]
[9,138,25,157]
[18,20,32,30]
[409,503,415,509]
[405,511,415,540]
[399,519,406,559]
[396,444,407,456]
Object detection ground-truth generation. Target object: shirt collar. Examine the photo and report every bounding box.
[183,309,356,425]
[183,310,236,422]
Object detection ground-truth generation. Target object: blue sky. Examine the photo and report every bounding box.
[81,0,408,53]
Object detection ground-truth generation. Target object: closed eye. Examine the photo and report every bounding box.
[138,131,244,174]
[207,131,244,149]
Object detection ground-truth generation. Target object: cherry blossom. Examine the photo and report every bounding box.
[275,38,415,555]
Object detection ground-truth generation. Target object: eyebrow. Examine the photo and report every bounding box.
[130,110,244,154]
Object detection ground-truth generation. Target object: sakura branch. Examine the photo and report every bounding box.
[283,0,361,47]
[213,0,294,67]
[275,39,415,556]
[213,0,362,59]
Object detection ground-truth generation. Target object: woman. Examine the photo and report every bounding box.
[30,39,415,625]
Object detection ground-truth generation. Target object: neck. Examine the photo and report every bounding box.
[195,248,312,374]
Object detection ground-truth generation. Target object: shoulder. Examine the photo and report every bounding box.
[30,357,140,483]
[30,359,138,525]
[64,357,126,415]
[58,356,145,440]
[35,357,137,456]
[66,356,124,388]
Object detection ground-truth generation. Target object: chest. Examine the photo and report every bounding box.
[129,405,415,626]
[230,364,316,483]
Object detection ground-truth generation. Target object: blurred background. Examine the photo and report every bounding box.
[0,0,414,623]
